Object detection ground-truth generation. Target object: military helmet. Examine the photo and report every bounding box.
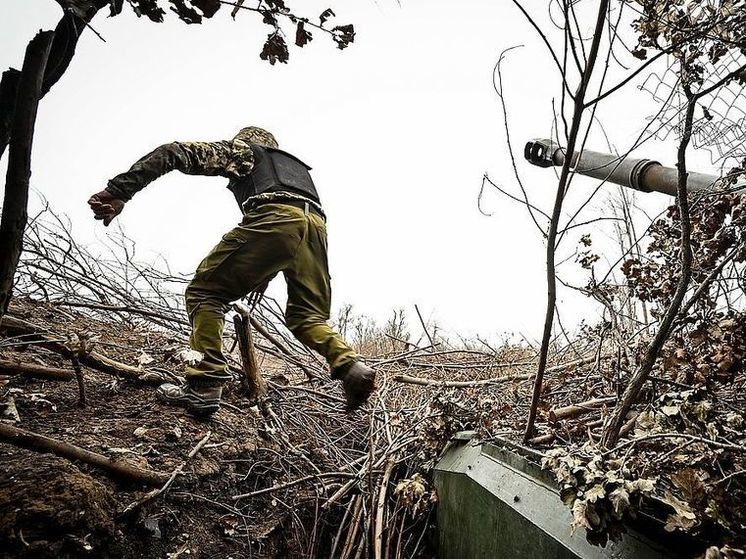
[234,126,278,148]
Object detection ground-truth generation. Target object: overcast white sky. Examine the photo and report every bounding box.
[1,0,721,343]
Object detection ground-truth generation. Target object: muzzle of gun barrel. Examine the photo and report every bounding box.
[524,139,561,168]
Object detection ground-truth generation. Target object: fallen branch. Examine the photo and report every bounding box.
[400,353,608,377]
[546,354,611,373]
[374,455,397,559]
[0,422,169,486]
[549,396,616,421]
[54,300,189,327]
[232,471,355,500]
[330,498,356,559]
[372,343,441,366]
[340,496,363,559]
[0,359,74,380]
[403,359,534,370]
[2,315,144,379]
[527,433,555,446]
[392,372,532,388]
[604,432,746,457]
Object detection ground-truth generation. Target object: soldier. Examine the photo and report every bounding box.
[88,126,376,415]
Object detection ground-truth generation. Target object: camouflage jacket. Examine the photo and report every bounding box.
[105,139,259,202]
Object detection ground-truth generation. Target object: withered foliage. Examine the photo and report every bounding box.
[559,170,746,548]
[4,207,523,557]
[542,445,656,547]
[542,1,746,541]
[570,190,746,548]
[59,0,355,64]
[5,206,745,554]
[622,190,746,385]
[543,386,745,548]
[631,0,746,87]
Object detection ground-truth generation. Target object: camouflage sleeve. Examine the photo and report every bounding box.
[105,139,256,201]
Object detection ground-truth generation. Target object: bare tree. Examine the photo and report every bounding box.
[508,0,619,442]
[0,34,55,317]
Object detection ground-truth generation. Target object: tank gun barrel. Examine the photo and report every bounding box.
[523,138,738,196]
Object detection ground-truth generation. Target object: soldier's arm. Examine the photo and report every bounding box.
[105,140,255,201]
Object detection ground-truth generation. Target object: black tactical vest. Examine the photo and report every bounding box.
[227,144,320,209]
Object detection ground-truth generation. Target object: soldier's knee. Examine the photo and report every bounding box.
[185,280,229,318]
[287,313,333,346]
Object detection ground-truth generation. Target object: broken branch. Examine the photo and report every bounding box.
[232,471,355,500]
[1,315,144,379]
[0,422,169,486]
[232,303,267,399]
[549,396,616,421]
[392,372,532,388]
[0,359,74,380]
[120,430,212,515]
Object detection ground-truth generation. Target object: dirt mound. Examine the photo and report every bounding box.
[0,299,293,558]
[0,453,115,557]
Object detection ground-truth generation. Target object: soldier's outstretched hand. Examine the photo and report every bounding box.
[88,190,125,226]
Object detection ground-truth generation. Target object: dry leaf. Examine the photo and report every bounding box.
[663,491,698,532]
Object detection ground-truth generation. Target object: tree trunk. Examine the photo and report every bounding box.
[0,69,21,162]
[0,422,169,486]
[42,11,99,96]
[0,5,108,321]
[0,32,54,322]
[601,90,697,448]
[0,315,146,379]
[0,10,98,163]
[0,359,75,381]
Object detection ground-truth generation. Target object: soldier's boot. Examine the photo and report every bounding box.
[339,362,376,412]
[157,382,222,416]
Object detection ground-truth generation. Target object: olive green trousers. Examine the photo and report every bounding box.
[184,202,358,385]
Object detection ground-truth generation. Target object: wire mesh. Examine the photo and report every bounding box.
[640,49,746,166]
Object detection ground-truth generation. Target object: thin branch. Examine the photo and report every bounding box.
[525,0,611,444]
